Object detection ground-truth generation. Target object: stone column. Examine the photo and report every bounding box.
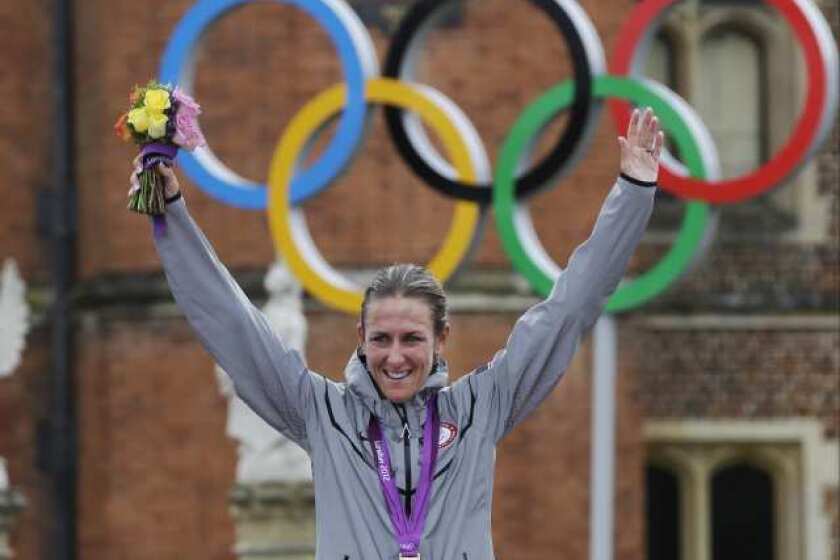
[217,261,315,559]
[0,459,25,560]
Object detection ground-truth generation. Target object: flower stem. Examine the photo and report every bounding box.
[128,168,166,216]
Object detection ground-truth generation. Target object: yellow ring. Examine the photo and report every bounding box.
[267,77,481,314]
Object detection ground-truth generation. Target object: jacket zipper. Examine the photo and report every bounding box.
[395,403,412,516]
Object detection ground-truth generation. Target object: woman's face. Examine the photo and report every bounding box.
[358,296,449,403]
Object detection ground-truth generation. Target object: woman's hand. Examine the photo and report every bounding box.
[130,155,181,199]
[618,107,664,183]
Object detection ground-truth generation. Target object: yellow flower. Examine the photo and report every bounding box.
[144,88,171,114]
[148,111,169,139]
[127,107,149,133]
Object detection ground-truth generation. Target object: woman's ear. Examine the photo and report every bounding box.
[435,323,451,355]
[356,321,365,349]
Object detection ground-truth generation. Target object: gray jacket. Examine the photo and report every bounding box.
[154,176,655,559]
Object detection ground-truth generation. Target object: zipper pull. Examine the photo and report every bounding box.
[401,422,411,441]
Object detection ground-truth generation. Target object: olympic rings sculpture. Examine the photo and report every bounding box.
[160,0,838,314]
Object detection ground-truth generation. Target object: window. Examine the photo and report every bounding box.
[696,29,765,180]
[639,0,830,240]
[644,31,686,230]
[646,465,681,560]
[711,463,775,560]
[646,32,678,90]
[643,420,837,560]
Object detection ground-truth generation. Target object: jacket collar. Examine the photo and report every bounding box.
[344,348,449,424]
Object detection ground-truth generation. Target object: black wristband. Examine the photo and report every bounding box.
[620,173,657,188]
[165,191,182,204]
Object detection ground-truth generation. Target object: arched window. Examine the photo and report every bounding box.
[645,464,681,560]
[635,1,830,240]
[645,32,677,90]
[711,463,775,560]
[696,28,766,179]
[644,420,832,560]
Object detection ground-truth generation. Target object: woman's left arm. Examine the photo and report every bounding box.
[453,108,664,442]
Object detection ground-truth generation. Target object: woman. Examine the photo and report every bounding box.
[140,107,664,559]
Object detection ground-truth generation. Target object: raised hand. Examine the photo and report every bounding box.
[129,155,180,200]
[618,107,664,184]
[155,162,180,199]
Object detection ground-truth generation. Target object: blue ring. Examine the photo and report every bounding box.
[159,0,372,209]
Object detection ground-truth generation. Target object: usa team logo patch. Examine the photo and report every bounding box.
[438,422,458,449]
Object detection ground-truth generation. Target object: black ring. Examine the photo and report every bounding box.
[383,0,596,203]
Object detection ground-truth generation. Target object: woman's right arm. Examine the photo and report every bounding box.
[447,108,662,443]
[145,163,312,450]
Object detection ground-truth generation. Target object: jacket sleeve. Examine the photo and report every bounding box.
[153,198,313,451]
[452,177,655,443]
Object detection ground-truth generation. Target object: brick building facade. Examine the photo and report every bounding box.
[0,0,836,558]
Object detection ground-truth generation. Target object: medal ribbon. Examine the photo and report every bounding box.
[368,394,440,558]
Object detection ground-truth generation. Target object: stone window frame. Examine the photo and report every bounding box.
[643,1,830,243]
[644,419,838,560]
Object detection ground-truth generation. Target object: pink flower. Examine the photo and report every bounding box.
[172,87,206,151]
[173,112,206,151]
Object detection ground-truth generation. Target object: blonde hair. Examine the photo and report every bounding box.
[361,264,448,336]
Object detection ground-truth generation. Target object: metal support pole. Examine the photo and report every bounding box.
[590,314,617,560]
[49,0,77,557]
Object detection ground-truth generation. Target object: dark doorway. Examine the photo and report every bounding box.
[646,465,681,560]
[712,463,774,560]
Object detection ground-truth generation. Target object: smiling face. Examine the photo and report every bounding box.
[358,296,449,403]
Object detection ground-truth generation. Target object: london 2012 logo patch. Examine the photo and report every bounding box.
[438,422,458,449]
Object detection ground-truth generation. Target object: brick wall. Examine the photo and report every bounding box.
[0,330,52,560]
[0,0,836,558]
[628,322,839,560]
[76,316,236,559]
[629,327,838,437]
[1,1,61,556]
[79,0,628,278]
[0,0,53,280]
[71,309,644,560]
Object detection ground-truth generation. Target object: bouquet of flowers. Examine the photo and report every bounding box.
[114,80,205,216]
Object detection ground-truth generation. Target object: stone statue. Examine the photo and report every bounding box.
[216,260,312,484]
[0,259,29,378]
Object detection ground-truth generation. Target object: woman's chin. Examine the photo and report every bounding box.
[381,382,417,403]
[385,389,413,403]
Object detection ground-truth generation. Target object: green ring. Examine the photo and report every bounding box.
[493,75,711,313]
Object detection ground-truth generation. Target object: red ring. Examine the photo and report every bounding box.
[608,0,827,204]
